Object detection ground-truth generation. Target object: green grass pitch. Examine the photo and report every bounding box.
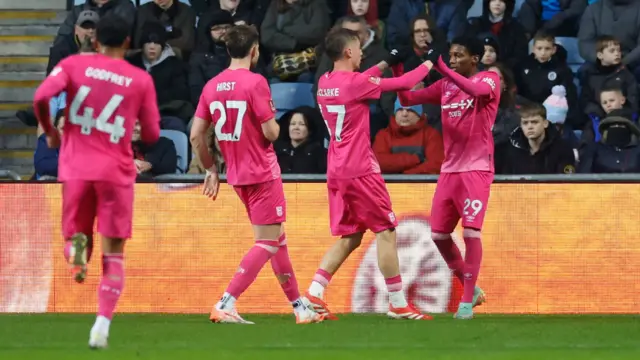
[0,314,638,359]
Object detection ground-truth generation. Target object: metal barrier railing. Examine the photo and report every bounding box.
[0,170,22,181]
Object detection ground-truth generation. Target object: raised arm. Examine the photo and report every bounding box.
[397,79,443,106]
[378,61,432,92]
[435,57,498,98]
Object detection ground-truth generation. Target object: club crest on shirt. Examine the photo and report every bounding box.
[368,76,381,85]
[481,77,496,90]
[269,99,276,112]
[50,67,63,77]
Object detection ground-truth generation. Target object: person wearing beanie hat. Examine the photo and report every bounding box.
[481,36,499,67]
[372,98,444,174]
[543,85,569,125]
[495,101,576,174]
[134,0,196,59]
[579,107,640,173]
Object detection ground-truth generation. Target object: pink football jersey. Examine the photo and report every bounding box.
[195,68,279,186]
[317,71,383,179]
[398,68,500,173]
[33,53,161,185]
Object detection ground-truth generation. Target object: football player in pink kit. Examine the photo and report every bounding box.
[33,15,161,348]
[397,37,500,319]
[306,28,437,320]
[190,25,323,325]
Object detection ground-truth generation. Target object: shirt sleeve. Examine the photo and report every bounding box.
[351,72,384,101]
[251,77,276,124]
[137,75,161,144]
[397,78,444,106]
[194,91,212,122]
[33,62,70,133]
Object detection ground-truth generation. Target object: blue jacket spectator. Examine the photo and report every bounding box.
[386,0,472,47]
[34,93,66,179]
[518,0,587,38]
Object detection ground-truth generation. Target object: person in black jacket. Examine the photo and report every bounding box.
[515,31,580,127]
[274,106,327,174]
[579,109,640,173]
[55,0,136,44]
[517,0,586,38]
[496,101,576,174]
[487,63,521,147]
[47,10,99,74]
[465,0,528,70]
[128,21,191,133]
[132,121,178,178]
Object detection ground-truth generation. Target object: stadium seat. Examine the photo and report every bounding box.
[270,83,315,116]
[160,129,189,173]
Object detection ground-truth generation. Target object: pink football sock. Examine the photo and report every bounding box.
[225,241,277,299]
[461,237,483,303]
[97,254,124,320]
[270,234,300,303]
[433,236,465,283]
[384,275,403,292]
[312,268,332,287]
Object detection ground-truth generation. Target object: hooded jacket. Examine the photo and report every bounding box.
[372,114,444,174]
[273,106,328,174]
[496,125,576,174]
[56,0,136,40]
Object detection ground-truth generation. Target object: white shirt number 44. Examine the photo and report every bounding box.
[69,85,126,144]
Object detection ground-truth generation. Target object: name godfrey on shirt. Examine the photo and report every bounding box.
[85,67,133,87]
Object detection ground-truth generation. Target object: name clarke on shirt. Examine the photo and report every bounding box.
[317,88,340,97]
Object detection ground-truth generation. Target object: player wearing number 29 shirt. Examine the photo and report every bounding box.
[396,37,500,320]
[306,28,437,321]
[32,15,160,349]
[190,25,323,325]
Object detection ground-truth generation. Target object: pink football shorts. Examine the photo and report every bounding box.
[62,180,134,239]
[327,173,398,236]
[234,178,286,225]
[430,170,494,233]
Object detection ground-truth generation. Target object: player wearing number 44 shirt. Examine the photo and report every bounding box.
[33,15,160,349]
[306,28,437,321]
[396,37,501,320]
[190,25,323,325]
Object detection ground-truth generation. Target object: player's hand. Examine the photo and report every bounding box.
[203,170,220,201]
[385,47,411,66]
[45,130,61,149]
[134,160,152,173]
[423,46,441,64]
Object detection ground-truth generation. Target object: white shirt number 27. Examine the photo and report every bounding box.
[69,85,126,144]
[210,100,247,142]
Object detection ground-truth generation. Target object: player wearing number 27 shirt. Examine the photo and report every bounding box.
[396,37,500,320]
[32,15,160,349]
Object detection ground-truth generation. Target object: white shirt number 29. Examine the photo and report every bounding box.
[69,85,126,144]
[318,104,345,142]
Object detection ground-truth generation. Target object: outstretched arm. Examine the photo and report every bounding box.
[435,57,497,98]
[377,61,432,92]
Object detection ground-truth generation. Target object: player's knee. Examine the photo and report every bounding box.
[462,228,482,238]
[102,237,125,254]
[340,232,364,251]
[431,232,452,241]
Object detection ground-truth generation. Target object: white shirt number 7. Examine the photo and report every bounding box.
[319,104,345,142]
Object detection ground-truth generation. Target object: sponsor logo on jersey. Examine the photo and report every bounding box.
[368,76,381,85]
[481,77,496,91]
[441,99,474,110]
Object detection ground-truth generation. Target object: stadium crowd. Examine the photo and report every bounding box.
[29,0,640,178]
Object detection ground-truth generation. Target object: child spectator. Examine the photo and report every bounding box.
[515,31,579,127]
[347,0,384,42]
[580,35,638,122]
[481,36,499,67]
[274,106,327,174]
[495,101,576,174]
[465,0,528,69]
[544,85,580,149]
[373,100,444,174]
[579,108,640,173]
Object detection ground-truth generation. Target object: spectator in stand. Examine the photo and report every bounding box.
[518,0,587,38]
[134,0,196,60]
[315,16,394,138]
[579,0,640,81]
[585,86,635,142]
[386,0,472,48]
[347,0,384,43]
[56,0,135,44]
[47,10,98,74]
[580,35,638,124]
[481,36,499,68]
[261,0,331,82]
[515,31,580,128]
[34,110,64,180]
[131,121,178,178]
[373,100,444,174]
[128,21,191,133]
[545,85,581,148]
[196,0,271,51]
[487,63,521,147]
[188,11,234,106]
[188,126,227,174]
[274,106,327,174]
[495,101,576,174]
[579,108,640,173]
[465,0,528,70]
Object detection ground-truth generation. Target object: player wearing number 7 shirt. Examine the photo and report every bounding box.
[190,25,324,325]
[32,15,160,348]
[396,37,500,320]
[306,28,437,321]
